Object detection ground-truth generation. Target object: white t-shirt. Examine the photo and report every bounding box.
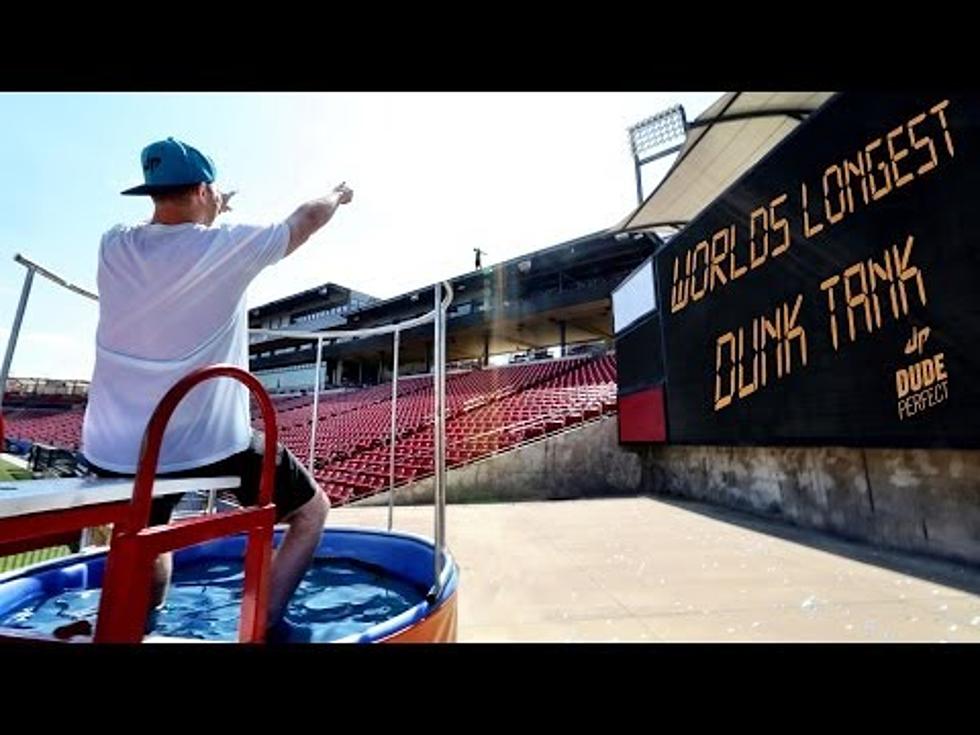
[82,221,289,473]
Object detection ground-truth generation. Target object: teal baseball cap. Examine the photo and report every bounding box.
[121,137,217,196]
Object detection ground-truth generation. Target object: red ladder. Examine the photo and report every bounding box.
[94,364,279,643]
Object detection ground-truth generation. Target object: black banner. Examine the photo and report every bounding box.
[616,311,665,397]
[656,93,980,446]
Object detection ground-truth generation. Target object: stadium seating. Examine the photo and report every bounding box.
[4,354,618,507]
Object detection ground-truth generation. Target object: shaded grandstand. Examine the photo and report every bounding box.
[247,228,652,392]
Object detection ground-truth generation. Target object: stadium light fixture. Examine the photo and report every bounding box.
[628,104,688,205]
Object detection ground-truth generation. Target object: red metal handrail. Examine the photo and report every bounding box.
[95,365,279,643]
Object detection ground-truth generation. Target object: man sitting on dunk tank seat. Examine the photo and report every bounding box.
[77,137,352,637]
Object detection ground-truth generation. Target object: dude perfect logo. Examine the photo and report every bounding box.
[895,325,949,420]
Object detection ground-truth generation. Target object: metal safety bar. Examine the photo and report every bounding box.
[250,282,454,594]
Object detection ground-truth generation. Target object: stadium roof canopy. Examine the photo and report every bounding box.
[614,92,836,238]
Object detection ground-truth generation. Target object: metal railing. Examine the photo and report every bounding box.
[250,282,454,594]
[0,255,98,413]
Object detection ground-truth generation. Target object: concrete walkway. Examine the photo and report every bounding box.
[328,496,980,642]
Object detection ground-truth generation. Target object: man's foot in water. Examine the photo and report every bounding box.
[52,619,93,641]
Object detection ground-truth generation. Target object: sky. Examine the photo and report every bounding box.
[0,92,721,380]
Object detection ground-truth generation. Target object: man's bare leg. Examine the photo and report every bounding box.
[54,551,172,641]
[267,490,329,624]
[151,552,173,609]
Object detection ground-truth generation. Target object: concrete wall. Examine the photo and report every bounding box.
[636,444,980,566]
[354,416,642,507]
[354,414,980,566]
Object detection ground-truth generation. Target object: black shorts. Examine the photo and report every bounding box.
[85,431,320,527]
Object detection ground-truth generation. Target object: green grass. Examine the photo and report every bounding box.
[0,459,72,573]
[0,457,33,481]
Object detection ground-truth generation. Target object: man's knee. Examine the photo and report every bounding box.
[288,489,328,528]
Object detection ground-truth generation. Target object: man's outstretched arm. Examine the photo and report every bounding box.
[284,182,354,256]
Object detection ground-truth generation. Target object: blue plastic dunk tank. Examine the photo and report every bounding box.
[0,526,458,643]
